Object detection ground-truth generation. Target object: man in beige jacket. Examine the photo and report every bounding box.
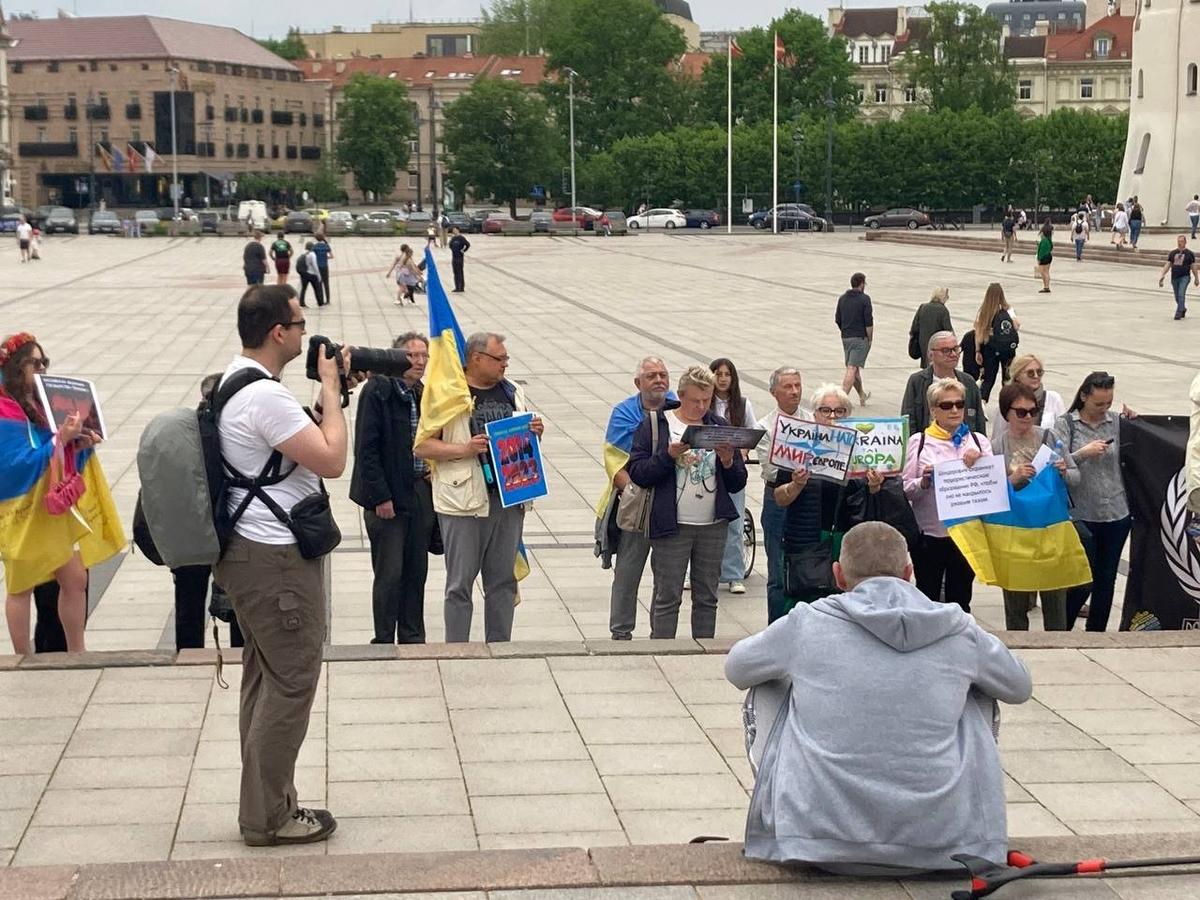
[415,332,544,641]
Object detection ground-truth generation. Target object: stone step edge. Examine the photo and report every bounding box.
[862,230,1165,267]
[2,629,1197,673]
[5,834,1200,900]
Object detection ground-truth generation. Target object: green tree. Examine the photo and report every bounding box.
[479,0,575,55]
[901,1,1015,114]
[442,78,560,216]
[334,73,416,201]
[541,0,691,154]
[695,10,859,127]
[1018,109,1126,211]
[257,27,308,61]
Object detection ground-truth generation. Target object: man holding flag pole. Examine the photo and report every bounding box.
[413,249,542,642]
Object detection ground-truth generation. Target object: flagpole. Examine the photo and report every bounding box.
[726,38,733,235]
[772,31,778,236]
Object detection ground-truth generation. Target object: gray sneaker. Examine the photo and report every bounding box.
[243,807,337,847]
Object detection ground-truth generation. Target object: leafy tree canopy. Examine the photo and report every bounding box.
[257,28,308,62]
[479,0,575,55]
[334,73,416,200]
[901,1,1015,114]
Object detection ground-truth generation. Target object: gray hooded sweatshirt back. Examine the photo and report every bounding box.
[725,576,1032,871]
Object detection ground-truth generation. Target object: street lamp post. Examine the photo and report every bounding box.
[792,128,803,206]
[429,85,439,218]
[168,67,180,222]
[824,82,835,232]
[566,68,577,236]
[86,91,96,211]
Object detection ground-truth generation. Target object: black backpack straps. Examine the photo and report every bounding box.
[213,367,274,416]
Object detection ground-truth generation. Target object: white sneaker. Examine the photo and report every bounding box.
[729,582,746,594]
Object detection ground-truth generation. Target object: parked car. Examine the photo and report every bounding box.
[327,210,355,230]
[43,207,79,234]
[177,207,199,223]
[749,203,818,229]
[628,208,687,230]
[599,210,628,235]
[384,208,410,222]
[88,210,122,235]
[31,205,56,228]
[468,208,499,233]
[407,210,433,229]
[683,208,721,229]
[134,210,161,231]
[863,207,932,230]
[303,207,330,223]
[362,211,394,223]
[551,206,603,230]
[530,210,554,233]
[197,211,220,234]
[0,206,34,232]
[284,210,314,234]
[445,211,472,231]
[481,211,513,234]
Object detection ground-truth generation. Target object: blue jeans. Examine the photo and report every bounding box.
[1066,517,1131,631]
[1130,219,1142,246]
[1191,214,1199,240]
[1074,238,1085,260]
[1173,276,1191,316]
[721,489,747,583]
[760,489,787,623]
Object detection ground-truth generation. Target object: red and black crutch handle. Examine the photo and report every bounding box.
[952,850,1200,899]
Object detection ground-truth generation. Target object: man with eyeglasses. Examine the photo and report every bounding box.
[415,331,545,642]
[900,331,986,436]
[350,331,432,644]
[214,284,352,848]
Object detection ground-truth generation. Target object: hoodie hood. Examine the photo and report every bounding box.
[816,576,971,652]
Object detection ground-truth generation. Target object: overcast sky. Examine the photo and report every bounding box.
[8,0,975,39]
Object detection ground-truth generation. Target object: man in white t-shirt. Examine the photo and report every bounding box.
[1187,194,1200,240]
[16,217,33,263]
[213,284,351,847]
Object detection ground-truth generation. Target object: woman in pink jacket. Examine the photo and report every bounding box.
[902,377,993,612]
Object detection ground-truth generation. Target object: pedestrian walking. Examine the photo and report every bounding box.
[1129,197,1144,249]
[438,213,450,249]
[1071,210,1089,261]
[1111,202,1129,248]
[1188,194,1200,240]
[1000,208,1017,263]
[269,232,293,286]
[296,242,323,308]
[908,286,953,368]
[972,283,1020,402]
[901,331,988,435]
[449,227,470,292]
[710,357,755,595]
[386,244,421,306]
[834,272,872,406]
[1159,235,1199,320]
[243,229,268,286]
[313,235,332,305]
[16,216,32,263]
[1034,219,1053,293]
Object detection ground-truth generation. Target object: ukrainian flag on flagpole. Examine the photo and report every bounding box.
[414,249,530,591]
[946,465,1091,592]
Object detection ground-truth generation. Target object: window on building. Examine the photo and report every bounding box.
[409,138,418,153]
[1138,69,1144,97]
[855,86,865,104]
[68,128,77,144]
[858,45,870,64]
[1080,78,1094,98]
[1134,133,1150,173]
[1095,37,1111,58]
[874,83,888,103]
[427,34,471,56]
[880,45,891,63]
[36,127,46,142]
[100,129,109,143]
[1189,63,1198,95]
[408,172,419,189]
[904,84,917,103]
[1019,79,1033,100]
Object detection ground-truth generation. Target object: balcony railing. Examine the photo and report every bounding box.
[19,141,79,157]
[300,146,321,160]
[23,105,49,121]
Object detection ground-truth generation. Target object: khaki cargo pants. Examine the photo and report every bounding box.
[215,533,325,838]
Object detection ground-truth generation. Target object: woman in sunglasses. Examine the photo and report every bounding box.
[0,333,121,654]
[902,378,992,612]
[993,383,1078,630]
[1052,372,1135,631]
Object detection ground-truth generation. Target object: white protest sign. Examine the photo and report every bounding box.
[1029,443,1055,475]
[767,414,858,483]
[934,454,1011,521]
[844,418,908,476]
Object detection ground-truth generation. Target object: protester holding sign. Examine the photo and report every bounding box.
[627,365,747,639]
[992,383,1079,630]
[710,358,756,595]
[756,367,807,623]
[902,378,993,612]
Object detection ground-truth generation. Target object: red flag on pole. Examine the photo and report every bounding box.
[775,33,787,62]
[729,37,744,59]
[126,144,144,173]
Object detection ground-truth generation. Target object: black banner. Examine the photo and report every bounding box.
[1120,415,1200,630]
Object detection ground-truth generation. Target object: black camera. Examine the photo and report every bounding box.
[306,335,412,407]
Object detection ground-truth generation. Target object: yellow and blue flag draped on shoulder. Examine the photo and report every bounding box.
[946,464,1091,592]
[594,392,677,517]
[0,397,125,594]
[414,249,530,591]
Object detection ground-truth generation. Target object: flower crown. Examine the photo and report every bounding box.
[0,333,37,367]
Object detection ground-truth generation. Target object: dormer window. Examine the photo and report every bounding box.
[1095,36,1111,58]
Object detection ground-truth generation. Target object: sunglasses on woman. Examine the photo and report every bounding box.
[27,357,49,371]
[1009,407,1039,418]
[936,400,965,411]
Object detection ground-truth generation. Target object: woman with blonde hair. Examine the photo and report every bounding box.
[991,353,1067,444]
[972,282,1020,402]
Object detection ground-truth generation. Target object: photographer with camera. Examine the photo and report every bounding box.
[350,331,432,644]
[214,284,353,847]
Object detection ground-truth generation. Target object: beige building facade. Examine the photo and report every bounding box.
[0,7,12,203]
[299,22,481,60]
[7,15,328,208]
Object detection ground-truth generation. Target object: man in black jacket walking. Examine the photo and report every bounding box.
[350,331,432,643]
[449,227,470,292]
[834,272,873,406]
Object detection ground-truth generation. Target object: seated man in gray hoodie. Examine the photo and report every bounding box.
[726,521,1032,875]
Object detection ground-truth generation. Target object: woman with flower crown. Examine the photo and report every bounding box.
[0,333,124,654]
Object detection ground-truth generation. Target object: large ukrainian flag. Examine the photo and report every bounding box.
[594,392,676,517]
[0,397,125,594]
[947,464,1091,592]
[414,249,530,588]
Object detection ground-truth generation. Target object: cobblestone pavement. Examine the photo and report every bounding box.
[3,230,1190,648]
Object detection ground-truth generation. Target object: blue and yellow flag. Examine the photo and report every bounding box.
[593,392,675,518]
[415,248,470,449]
[0,398,125,595]
[947,465,1091,592]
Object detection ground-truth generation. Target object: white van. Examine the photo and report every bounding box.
[237,200,268,230]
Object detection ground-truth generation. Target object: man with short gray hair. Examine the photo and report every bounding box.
[755,366,806,622]
[596,357,675,639]
[900,331,986,435]
[726,522,1031,874]
[415,331,544,641]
